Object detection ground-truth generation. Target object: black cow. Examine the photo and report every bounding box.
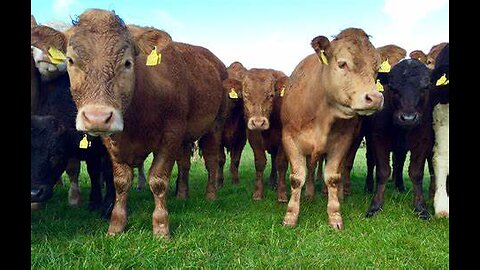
[30,60,115,218]
[365,59,434,219]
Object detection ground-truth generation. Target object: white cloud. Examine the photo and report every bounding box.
[53,0,76,17]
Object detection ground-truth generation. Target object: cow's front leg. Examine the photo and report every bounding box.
[107,161,133,235]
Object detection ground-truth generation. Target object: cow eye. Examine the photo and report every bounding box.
[338,61,347,69]
[67,57,74,65]
[125,59,132,69]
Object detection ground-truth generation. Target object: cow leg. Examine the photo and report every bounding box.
[107,161,133,236]
[282,144,306,227]
[409,149,430,220]
[66,158,81,207]
[364,134,375,193]
[269,150,278,188]
[392,149,407,192]
[305,155,316,201]
[217,147,226,187]
[323,154,345,230]
[366,142,391,218]
[252,146,267,200]
[433,144,449,218]
[175,143,192,200]
[342,137,361,198]
[230,141,245,185]
[427,154,436,200]
[149,152,175,238]
[101,155,115,219]
[135,161,147,192]
[319,155,329,195]
[276,147,288,203]
[199,130,221,200]
[85,155,103,211]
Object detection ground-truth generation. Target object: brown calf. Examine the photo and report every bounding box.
[280,28,384,229]
[217,62,248,186]
[35,9,228,238]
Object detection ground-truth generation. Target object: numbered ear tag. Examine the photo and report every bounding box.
[319,50,328,65]
[79,134,90,149]
[228,88,238,99]
[280,86,285,97]
[376,79,384,92]
[146,46,162,66]
[435,73,449,86]
[47,47,66,65]
[378,59,391,73]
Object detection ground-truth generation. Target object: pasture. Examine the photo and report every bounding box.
[31,144,449,269]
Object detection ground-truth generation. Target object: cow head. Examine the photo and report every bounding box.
[426,42,448,70]
[386,59,431,128]
[409,50,427,64]
[223,70,287,130]
[31,22,69,81]
[376,44,407,67]
[311,28,384,119]
[31,115,70,203]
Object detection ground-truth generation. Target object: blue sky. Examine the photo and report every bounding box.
[31,0,449,75]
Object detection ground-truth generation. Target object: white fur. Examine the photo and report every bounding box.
[432,103,449,217]
[31,45,67,81]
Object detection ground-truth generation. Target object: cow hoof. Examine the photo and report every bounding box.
[277,193,288,203]
[31,202,42,211]
[68,195,81,207]
[395,185,406,193]
[253,191,263,201]
[415,208,430,220]
[206,192,216,201]
[435,211,449,219]
[366,207,381,218]
[282,213,298,227]
[305,193,314,201]
[107,225,125,236]
[176,192,188,200]
[328,215,343,231]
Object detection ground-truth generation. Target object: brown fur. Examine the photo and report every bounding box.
[426,42,448,69]
[280,28,384,230]
[409,50,427,64]
[38,9,228,238]
[376,44,407,67]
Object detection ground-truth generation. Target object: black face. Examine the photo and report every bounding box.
[31,115,70,202]
[430,44,449,105]
[387,59,431,128]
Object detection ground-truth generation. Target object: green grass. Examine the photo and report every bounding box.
[31,144,449,269]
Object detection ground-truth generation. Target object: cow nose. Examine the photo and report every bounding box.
[365,91,384,108]
[31,185,52,202]
[248,117,270,130]
[400,113,418,122]
[80,105,115,132]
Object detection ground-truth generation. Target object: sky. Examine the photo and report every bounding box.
[31,0,449,75]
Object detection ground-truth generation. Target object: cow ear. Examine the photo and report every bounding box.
[409,50,427,64]
[31,15,38,29]
[31,25,68,54]
[128,25,172,56]
[274,76,289,97]
[223,78,243,99]
[311,36,330,65]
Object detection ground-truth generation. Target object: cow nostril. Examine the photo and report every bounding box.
[365,94,373,104]
[260,120,265,127]
[400,113,417,122]
[105,112,113,124]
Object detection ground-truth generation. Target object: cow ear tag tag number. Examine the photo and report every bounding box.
[378,59,391,73]
[79,134,91,149]
[48,47,66,65]
[376,79,384,92]
[280,86,286,97]
[318,50,328,65]
[228,88,239,99]
[146,46,162,66]
[436,73,449,86]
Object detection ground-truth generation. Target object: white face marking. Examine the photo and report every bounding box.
[31,45,67,81]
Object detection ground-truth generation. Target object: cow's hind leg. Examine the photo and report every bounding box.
[199,130,221,200]
[66,158,81,207]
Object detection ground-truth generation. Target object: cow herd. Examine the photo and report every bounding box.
[31,9,449,238]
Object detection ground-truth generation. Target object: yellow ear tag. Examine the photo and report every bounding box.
[319,50,328,65]
[146,46,162,66]
[47,47,66,65]
[376,79,384,92]
[378,59,391,73]
[280,86,285,97]
[435,73,449,86]
[228,88,238,99]
[79,134,90,149]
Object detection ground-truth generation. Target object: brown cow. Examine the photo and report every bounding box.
[224,67,289,201]
[217,62,248,186]
[34,9,228,238]
[409,42,448,69]
[280,28,384,229]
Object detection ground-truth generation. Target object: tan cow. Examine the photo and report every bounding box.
[409,42,448,69]
[33,9,228,238]
[280,28,384,229]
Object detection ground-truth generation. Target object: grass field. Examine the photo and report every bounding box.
[31,144,449,269]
